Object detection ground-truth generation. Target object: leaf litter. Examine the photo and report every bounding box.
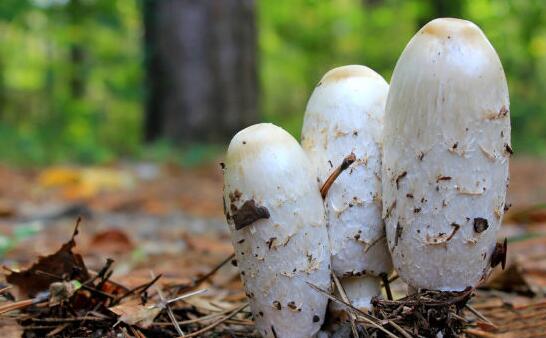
[0,218,254,337]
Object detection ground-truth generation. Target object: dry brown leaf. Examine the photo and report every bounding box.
[6,223,89,298]
[89,229,134,255]
[109,301,161,328]
[38,167,134,200]
[0,200,16,218]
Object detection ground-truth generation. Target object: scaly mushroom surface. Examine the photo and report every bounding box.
[382,18,511,291]
[302,65,392,311]
[224,123,332,337]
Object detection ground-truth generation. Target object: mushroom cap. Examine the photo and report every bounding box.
[382,18,510,291]
[302,65,392,278]
[224,123,331,338]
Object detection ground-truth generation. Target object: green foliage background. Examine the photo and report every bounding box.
[0,0,545,165]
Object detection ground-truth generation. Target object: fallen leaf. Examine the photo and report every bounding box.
[0,199,15,218]
[89,229,134,255]
[109,301,161,328]
[6,221,89,298]
[38,167,80,188]
[38,167,135,200]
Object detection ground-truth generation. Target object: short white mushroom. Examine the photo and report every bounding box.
[223,123,331,338]
[382,18,510,291]
[301,65,393,312]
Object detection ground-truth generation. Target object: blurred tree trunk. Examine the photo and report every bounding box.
[68,0,86,98]
[143,0,258,144]
[361,0,383,8]
[418,0,463,28]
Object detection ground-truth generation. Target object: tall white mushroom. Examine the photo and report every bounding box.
[301,65,392,312]
[382,18,510,291]
[223,123,331,338]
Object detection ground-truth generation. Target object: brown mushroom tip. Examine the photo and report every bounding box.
[420,17,482,41]
[318,65,383,86]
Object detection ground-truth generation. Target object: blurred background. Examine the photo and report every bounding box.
[0,1,545,336]
[0,0,545,165]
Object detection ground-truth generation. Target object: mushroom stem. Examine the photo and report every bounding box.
[320,152,356,199]
[406,285,418,295]
[329,276,381,318]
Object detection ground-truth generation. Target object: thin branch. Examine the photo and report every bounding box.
[381,273,393,301]
[114,274,162,304]
[35,270,115,300]
[166,288,208,305]
[150,271,184,337]
[387,319,413,338]
[180,302,248,338]
[331,273,359,338]
[465,304,496,327]
[306,282,397,338]
[173,253,235,291]
[320,153,356,199]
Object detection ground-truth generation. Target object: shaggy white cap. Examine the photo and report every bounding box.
[382,18,511,291]
[224,123,331,338]
[302,65,392,308]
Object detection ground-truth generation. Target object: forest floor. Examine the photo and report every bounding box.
[0,156,545,337]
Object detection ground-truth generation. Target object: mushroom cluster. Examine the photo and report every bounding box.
[222,17,510,337]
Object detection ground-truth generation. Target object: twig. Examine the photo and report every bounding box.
[320,153,356,199]
[114,273,162,304]
[31,316,107,323]
[166,288,208,305]
[331,273,359,338]
[0,290,50,315]
[388,273,399,283]
[174,253,235,291]
[86,268,129,292]
[150,271,184,337]
[129,326,146,338]
[0,285,12,295]
[0,299,35,315]
[381,273,393,301]
[180,302,248,338]
[154,312,225,326]
[72,216,82,239]
[35,270,115,299]
[465,304,496,327]
[46,323,69,337]
[92,258,115,291]
[463,328,497,337]
[306,282,398,338]
[387,319,413,338]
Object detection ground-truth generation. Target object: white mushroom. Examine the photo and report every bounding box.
[301,65,392,312]
[223,123,331,338]
[382,18,510,291]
